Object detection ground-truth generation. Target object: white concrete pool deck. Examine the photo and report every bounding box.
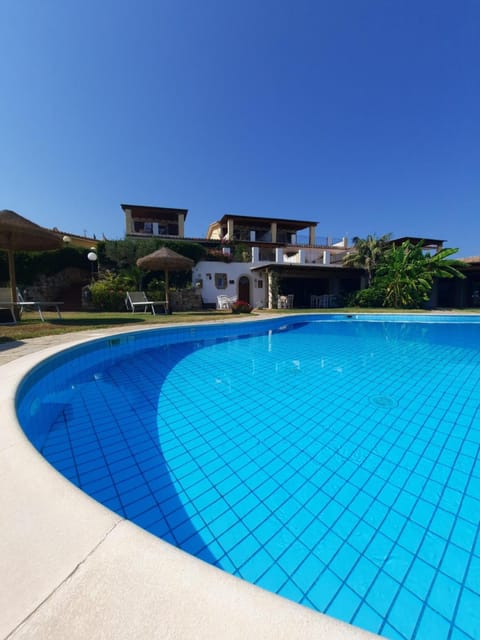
[0,320,379,640]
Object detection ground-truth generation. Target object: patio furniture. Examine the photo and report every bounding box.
[278,294,294,309]
[216,295,237,310]
[125,291,167,314]
[0,287,17,323]
[17,289,63,321]
[310,294,337,308]
[136,247,194,314]
[0,209,63,320]
[0,288,63,323]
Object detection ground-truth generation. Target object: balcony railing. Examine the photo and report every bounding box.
[250,246,350,266]
[231,230,345,248]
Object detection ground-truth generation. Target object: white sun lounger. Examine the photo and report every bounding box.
[125,291,167,314]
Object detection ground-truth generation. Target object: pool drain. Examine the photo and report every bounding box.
[370,395,398,409]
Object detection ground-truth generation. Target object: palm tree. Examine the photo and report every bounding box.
[375,241,430,308]
[375,241,465,308]
[424,245,466,279]
[343,233,392,286]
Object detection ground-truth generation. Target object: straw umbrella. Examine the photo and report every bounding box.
[0,210,63,310]
[136,247,194,313]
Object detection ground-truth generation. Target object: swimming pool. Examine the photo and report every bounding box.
[17,314,480,640]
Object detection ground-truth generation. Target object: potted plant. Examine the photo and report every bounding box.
[231,300,252,314]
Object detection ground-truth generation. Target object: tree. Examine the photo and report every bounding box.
[424,245,466,280]
[343,233,392,285]
[374,241,465,308]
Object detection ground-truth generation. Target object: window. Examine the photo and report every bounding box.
[215,273,227,289]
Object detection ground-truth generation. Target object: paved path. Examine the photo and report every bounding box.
[0,312,279,367]
[0,328,140,366]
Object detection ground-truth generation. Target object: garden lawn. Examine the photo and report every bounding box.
[0,310,247,342]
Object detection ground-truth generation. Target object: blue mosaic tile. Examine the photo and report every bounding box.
[464,554,480,592]
[404,558,437,601]
[418,531,447,567]
[428,571,461,620]
[365,571,400,618]
[20,317,480,640]
[240,548,274,583]
[441,544,469,583]
[348,557,379,598]
[327,585,362,623]
[418,605,457,639]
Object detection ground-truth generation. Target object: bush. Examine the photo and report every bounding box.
[206,248,232,262]
[89,272,136,311]
[352,286,386,307]
[145,278,166,301]
[231,300,252,314]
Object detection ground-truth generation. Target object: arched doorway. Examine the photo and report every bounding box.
[238,276,250,303]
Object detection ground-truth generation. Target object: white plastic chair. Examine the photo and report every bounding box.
[216,295,232,310]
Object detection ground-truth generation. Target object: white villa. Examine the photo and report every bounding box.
[121,205,363,309]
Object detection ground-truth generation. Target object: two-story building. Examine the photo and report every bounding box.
[122,204,188,239]
[199,213,364,308]
[120,204,480,309]
[121,205,363,308]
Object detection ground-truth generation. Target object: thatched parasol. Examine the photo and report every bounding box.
[0,209,63,308]
[136,247,194,313]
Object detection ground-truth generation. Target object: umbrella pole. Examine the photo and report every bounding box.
[165,270,170,313]
[7,250,17,300]
[7,249,20,321]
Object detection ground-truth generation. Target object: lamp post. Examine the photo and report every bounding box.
[87,249,97,283]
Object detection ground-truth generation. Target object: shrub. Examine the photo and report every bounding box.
[352,286,386,308]
[231,300,252,314]
[89,271,136,311]
[206,248,232,262]
[145,278,166,301]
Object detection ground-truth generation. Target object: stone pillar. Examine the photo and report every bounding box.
[227,218,234,240]
[271,222,277,243]
[124,208,133,235]
[178,214,185,238]
[267,271,274,309]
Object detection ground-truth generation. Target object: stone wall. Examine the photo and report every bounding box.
[169,288,203,311]
[22,268,90,310]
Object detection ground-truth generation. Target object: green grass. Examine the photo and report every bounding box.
[1,307,478,343]
[0,310,248,342]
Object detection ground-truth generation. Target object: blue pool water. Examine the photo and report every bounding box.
[17,315,480,639]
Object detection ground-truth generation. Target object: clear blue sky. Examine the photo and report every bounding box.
[1,0,479,256]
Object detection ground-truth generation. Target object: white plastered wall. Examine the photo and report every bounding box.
[192,261,267,308]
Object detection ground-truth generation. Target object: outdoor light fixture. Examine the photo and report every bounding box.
[87,250,98,282]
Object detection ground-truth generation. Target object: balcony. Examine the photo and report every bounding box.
[251,246,350,266]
